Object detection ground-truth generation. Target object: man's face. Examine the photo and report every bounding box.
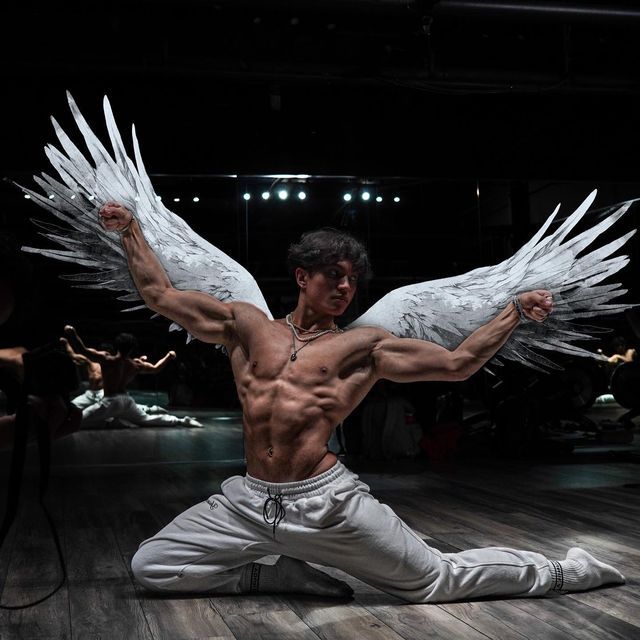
[298,260,358,316]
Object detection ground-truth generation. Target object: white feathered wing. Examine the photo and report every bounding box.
[349,190,636,371]
[16,92,272,334]
[16,96,635,370]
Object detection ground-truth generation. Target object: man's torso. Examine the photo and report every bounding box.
[101,357,138,396]
[228,305,384,482]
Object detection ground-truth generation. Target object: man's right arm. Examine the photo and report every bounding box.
[99,202,237,346]
[60,336,90,366]
[63,325,109,364]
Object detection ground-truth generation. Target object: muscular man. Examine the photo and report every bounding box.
[61,336,105,409]
[63,326,202,429]
[62,335,170,415]
[100,201,624,603]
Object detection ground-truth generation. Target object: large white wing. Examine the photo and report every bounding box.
[15,92,272,332]
[349,190,636,371]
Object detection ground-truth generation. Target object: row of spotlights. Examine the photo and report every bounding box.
[29,194,202,203]
[343,193,400,203]
[248,190,307,201]
[31,192,400,204]
[244,191,400,203]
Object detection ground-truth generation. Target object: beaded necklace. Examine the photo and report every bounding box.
[285,313,341,361]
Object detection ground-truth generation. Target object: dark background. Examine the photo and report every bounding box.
[2,1,640,405]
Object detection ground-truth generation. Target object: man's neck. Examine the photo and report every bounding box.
[289,305,337,332]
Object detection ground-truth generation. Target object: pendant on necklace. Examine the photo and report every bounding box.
[290,352,297,361]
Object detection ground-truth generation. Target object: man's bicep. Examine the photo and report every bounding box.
[154,289,236,343]
[134,361,158,374]
[373,335,461,383]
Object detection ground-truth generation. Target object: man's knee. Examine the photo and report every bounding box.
[131,544,168,592]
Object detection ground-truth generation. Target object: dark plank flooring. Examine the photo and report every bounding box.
[1,405,639,640]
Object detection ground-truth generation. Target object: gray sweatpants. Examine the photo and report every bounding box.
[131,461,553,603]
[72,388,104,410]
[81,394,184,429]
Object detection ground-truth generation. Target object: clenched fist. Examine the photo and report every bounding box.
[518,290,553,323]
[99,201,134,232]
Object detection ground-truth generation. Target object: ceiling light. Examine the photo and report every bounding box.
[264,174,311,179]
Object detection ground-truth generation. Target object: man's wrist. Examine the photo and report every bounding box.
[117,216,135,236]
[512,294,527,322]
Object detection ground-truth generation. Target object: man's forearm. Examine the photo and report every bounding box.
[151,352,174,372]
[453,302,521,377]
[120,219,173,309]
[64,327,92,357]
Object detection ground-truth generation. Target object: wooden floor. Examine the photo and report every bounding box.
[1,405,639,640]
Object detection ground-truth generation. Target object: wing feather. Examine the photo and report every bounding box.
[16,92,272,328]
[349,190,636,369]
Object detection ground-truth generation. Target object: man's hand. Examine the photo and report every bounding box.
[519,290,553,323]
[99,201,133,232]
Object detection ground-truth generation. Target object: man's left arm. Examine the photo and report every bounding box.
[134,350,176,374]
[372,290,553,383]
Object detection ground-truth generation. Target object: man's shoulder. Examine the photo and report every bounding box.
[232,303,278,339]
[344,324,389,339]
[341,324,390,350]
[232,301,271,319]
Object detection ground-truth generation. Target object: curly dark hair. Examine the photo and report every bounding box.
[115,332,137,357]
[287,228,372,280]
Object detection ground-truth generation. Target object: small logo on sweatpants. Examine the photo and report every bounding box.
[206,497,219,510]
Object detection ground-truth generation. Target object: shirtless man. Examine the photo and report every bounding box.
[62,334,171,415]
[100,201,624,603]
[61,336,104,409]
[62,326,202,428]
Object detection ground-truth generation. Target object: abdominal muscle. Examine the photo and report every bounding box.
[229,319,378,482]
[240,386,340,482]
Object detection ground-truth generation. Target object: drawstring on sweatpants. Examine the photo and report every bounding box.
[262,488,286,538]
